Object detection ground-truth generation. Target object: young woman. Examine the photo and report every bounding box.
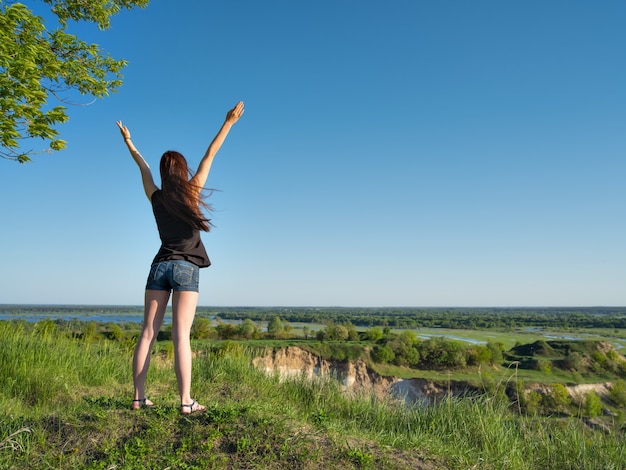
[116,101,244,414]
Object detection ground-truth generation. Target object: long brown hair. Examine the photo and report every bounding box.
[159,150,212,232]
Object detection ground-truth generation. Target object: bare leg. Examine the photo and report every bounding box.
[132,289,169,407]
[171,290,205,413]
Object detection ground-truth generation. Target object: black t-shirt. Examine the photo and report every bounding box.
[150,190,210,268]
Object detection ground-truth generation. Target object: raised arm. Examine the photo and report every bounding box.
[190,101,245,189]
[116,121,159,201]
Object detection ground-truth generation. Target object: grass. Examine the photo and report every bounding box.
[369,361,609,385]
[390,326,626,351]
[1,320,625,469]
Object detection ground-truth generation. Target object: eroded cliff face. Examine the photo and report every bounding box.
[252,346,481,403]
[252,346,615,405]
[525,381,613,401]
[252,346,399,400]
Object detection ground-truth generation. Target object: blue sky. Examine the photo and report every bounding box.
[1,1,624,307]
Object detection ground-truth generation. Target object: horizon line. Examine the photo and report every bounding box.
[1,304,625,310]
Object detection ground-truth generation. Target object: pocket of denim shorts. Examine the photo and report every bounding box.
[172,263,193,286]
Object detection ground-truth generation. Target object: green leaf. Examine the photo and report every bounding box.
[49,139,66,151]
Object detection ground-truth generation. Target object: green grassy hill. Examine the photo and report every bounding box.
[1,321,625,469]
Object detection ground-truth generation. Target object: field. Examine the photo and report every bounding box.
[1,306,626,468]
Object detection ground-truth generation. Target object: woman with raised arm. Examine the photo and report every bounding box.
[116,101,244,414]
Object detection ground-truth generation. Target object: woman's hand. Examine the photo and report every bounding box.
[116,121,131,140]
[224,101,245,125]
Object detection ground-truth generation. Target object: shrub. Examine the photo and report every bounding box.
[467,345,493,365]
[571,371,583,384]
[525,390,542,415]
[191,317,215,340]
[544,384,570,413]
[215,323,238,340]
[110,324,125,342]
[609,380,626,407]
[332,325,349,341]
[238,319,259,339]
[562,351,584,371]
[583,391,602,418]
[537,360,552,375]
[371,344,395,363]
[416,338,468,369]
[487,341,504,364]
[366,327,383,341]
[83,321,99,341]
[388,333,419,366]
[267,316,284,337]
[320,322,357,341]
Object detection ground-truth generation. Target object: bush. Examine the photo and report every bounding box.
[267,316,284,337]
[366,327,383,341]
[191,317,215,340]
[388,333,419,367]
[320,322,357,341]
[583,391,602,418]
[487,341,504,364]
[416,338,467,369]
[467,345,493,365]
[562,352,584,371]
[544,384,570,412]
[537,360,552,375]
[609,380,626,407]
[332,325,349,341]
[371,344,395,363]
[238,319,259,339]
[83,321,99,341]
[109,324,125,342]
[525,391,542,415]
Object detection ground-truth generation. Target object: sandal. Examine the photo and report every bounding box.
[131,398,155,410]
[181,399,206,415]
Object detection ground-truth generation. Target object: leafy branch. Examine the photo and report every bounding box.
[0,0,148,163]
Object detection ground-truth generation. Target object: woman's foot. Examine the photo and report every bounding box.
[181,399,206,415]
[131,398,155,410]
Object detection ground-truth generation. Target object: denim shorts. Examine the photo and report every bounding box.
[145,260,200,292]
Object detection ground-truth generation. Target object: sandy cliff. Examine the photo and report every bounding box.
[252,346,615,406]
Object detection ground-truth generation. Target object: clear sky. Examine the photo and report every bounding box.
[1,1,624,307]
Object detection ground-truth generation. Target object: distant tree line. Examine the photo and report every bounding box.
[198,307,626,330]
[3,306,625,330]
